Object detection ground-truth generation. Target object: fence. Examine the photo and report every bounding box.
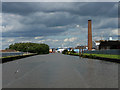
[83,49,120,55]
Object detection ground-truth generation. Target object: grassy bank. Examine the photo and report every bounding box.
[1,53,38,63]
[83,53,120,60]
[65,52,120,63]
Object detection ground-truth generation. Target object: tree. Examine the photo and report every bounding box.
[62,49,68,54]
[8,43,49,54]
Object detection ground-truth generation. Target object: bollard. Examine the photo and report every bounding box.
[79,48,81,57]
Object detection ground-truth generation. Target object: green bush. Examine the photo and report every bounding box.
[62,49,68,54]
[8,43,49,54]
[89,54,93,58]
[71,50,76,53]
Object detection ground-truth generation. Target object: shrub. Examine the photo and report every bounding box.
[71,50,76,53]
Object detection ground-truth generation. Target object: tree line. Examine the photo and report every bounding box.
[8,42,49,54]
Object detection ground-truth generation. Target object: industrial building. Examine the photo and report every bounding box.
[99,40,120,50]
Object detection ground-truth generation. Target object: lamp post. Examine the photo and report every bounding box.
[76,24,81,56]
[27,46,29,54]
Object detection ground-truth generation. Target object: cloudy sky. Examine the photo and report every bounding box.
[1,2,119,49]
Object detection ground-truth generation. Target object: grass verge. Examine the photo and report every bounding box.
[83,53,120,60]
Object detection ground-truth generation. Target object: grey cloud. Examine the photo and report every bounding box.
[2,2,118,49]
[2,23,67,37]
[2,2,118,17]
[92,17,118,29]
[20,12,78,27]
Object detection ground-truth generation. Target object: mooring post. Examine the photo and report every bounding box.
[82,47,83,56]
[79,48,81,57]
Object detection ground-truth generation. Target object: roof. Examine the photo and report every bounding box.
[75,46,87,49]
[95,40,105,43]
[95,41,100,43]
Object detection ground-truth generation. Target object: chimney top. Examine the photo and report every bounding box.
[88,20,91,21]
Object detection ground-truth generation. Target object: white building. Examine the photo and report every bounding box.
[57,48,65,53]
[109,36,113,41]
[93,40,101,50]
[95,41,100,46]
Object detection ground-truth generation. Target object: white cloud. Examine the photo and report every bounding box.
[34,36,43,39]
[111,29,118,35]
[2,25,14,32]
[64,38,68,42]
[7,38,15,42]
[2,13,24,33]
[38,39,47,43]
[19,37,24,39]
[64,37,77,42]
[76,43,80,46]
[52,40,59,42]
[45,39,52,41]
[54,26,65,29]
[93,36,105,41]
[76,25,80,28]
[21,41,32,43]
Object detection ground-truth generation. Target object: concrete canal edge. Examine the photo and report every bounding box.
[1,53,38,63]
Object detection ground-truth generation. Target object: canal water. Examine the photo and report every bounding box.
[1,52,24,57]
[2,53,118,88]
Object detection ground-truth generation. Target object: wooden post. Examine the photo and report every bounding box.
[82,47,83,55]
[79,48,81,56]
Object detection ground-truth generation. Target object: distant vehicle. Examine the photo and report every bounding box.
[49,49,52,53]
[53,51,55,53]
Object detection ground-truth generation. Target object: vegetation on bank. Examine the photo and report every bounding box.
[62,49,120,60]
[1,53,38,63]
[7,42,49,54]
[62,49,76,55]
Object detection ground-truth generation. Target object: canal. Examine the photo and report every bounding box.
[2,53,118,88]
